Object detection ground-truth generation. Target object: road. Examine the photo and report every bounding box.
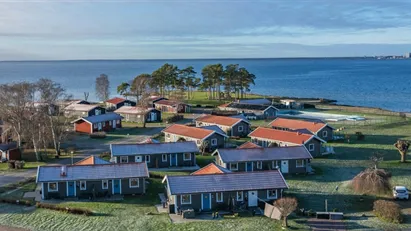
[0,127,163,188]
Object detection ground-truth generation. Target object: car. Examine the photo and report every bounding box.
[393,186,409,200]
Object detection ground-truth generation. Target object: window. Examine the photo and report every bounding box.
[80,181,87,190]
[211,138,217,146]
[308,144,315,151]
[95,109,101,115]
[196,140,201,145]
[166,133,170,138]
[183,153,191,161]
[102,180,108,189]
[216,192,223,202]
[162,154,167,162]
[322,130,328,137]
[117,120,120,124]
[145,155,150,163]
[120,156,128,163]
[256,161,263,169]
[296,159,305,167]
[48,182,58,192]
[236,191,243,201]
[98,122,102,129]
[230,163,238,171]
[238,125,244,132]
[93,123,97,129]
[129,178,139,188]
[109,120,112,126]
[137,115,141,118]
[267,189,277,199]
[181,194,191,204]
[272,161,279,169]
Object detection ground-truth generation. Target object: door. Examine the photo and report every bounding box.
[112,120,116,128]
[246,162,253,172]
[67,181,75,197]
[202,193,211,211]
[98,122,102,130]
[135,156,142,163]
[281,160,289,173]
[248,191,258,207]
[113,179,121,194]
[151,112,157,121]
[170,154,177,166]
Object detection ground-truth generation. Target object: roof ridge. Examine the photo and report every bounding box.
[254,126,313,137]
[111,141,195,146]
[39,162,146,168]
[168,169,281,178]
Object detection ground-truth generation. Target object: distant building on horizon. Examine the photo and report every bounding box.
[405,52,411,59]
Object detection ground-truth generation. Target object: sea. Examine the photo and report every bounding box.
[0,58,410,112]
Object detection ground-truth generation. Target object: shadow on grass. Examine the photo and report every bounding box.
[92,212,113,217]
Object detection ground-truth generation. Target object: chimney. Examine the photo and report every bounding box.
[60,165,67,177]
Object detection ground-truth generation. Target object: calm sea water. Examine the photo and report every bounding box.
[0,58,410,112]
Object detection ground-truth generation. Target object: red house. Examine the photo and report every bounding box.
[72,113,123,134]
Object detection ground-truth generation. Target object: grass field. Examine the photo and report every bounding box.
[0,108,410,230]
[185,91,264,107]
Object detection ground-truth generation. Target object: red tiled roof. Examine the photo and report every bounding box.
[238,141,262,149]
[269,118,327,134]
[74,156,110,165]
[248,127,315,145]
[154,99,184,107]
[106,97,126,105]
[196,115,243,127]
[218,103,231,108]
[114,106,151,114]
[162,124,213,139]
[191,163,230,175]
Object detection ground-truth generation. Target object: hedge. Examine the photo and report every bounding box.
[373,200,403,223]
[0,198,33,206]
[36,202,93,216]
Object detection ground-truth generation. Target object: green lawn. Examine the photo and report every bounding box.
[186,91,265,107]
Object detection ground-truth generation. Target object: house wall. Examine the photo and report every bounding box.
[231,121,250,137]
[250,137,321,157]
[115,153,196,168]
[317,126,333,142]
[87,107,106,117]
[42,178,146,200]
[74,121,92,134]
[173,188,283,212]
[91,120,122,133]
[120,110,161,123]
[7,148,21,160]
[219,157,310,174]
[65,107,106,118]
[204,133,225,151]
[304,138,322,157]
[263,107,277,119]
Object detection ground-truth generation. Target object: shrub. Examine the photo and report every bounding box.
[373,200,402,223]
[352,168,391,195]
[36,202,92,216]
[14,160,25,169]
[8,160,15,169]
[165,114,183,123]
[90,132,107,139]
[0,198,33,206]
[99,152,111,160]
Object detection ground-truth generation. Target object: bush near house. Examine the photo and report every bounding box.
[165,114,183,123]
[36,202,93,216]
[373,200,403,223]
[89,132,107,139]
[0,198,33,206]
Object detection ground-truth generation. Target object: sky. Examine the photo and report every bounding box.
[1,0,411,60]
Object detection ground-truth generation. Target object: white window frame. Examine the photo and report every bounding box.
[120,156,128,163]
[322,130,328,137]
[129,178,139,188]
[256,161,263,169]
[145,155,150,163]
[308,143,315,151]
[230,162,238,171]
[183,153,191,161]
[93,123,97,129]
[272,161,279,169]
[102,180,109,189]
[216,192,223,202]
[238,125,244,132]
[196,140,201,145]
[80,181,87,190]
[48,182,58,192]
[236,191,244,201]
[296,159,305,167]
[267,189,277,199]
[211,138,218,146]
[162,154,167,162]
[181,194,192,204]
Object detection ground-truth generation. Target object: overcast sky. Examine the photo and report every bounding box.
[1,0,411,60]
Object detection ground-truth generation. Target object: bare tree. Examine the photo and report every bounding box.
[274,197,298,227]
[352,168,391,195]
[370,152,384,170]
[36,78,72,156]
[84,92,89,101]
[199,140,209,155]
[95,74,110,101]
[394,140,410,163]
[130,74,154,128]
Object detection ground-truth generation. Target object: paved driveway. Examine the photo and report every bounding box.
[307,219,347,231]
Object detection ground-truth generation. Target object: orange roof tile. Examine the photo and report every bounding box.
[196,115,243,127]
[238,141,262,149]
[162,124,213,139]
[106,97,126,105]
[191,163,230,175]
[248,127,315,145]
[269,118,327,134]
[155,99,185,107]
[218,103,231,108]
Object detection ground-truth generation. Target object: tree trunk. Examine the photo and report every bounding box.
[33,137,41,161]
[49,116,60,156]
[283,216,288,227]
[401,152,406,162]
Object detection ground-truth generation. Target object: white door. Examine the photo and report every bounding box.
[281,160,289,173]
[135,156,142,162]
[248,191,258,207]
[112,120,116,128]
[151,112,157,121]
